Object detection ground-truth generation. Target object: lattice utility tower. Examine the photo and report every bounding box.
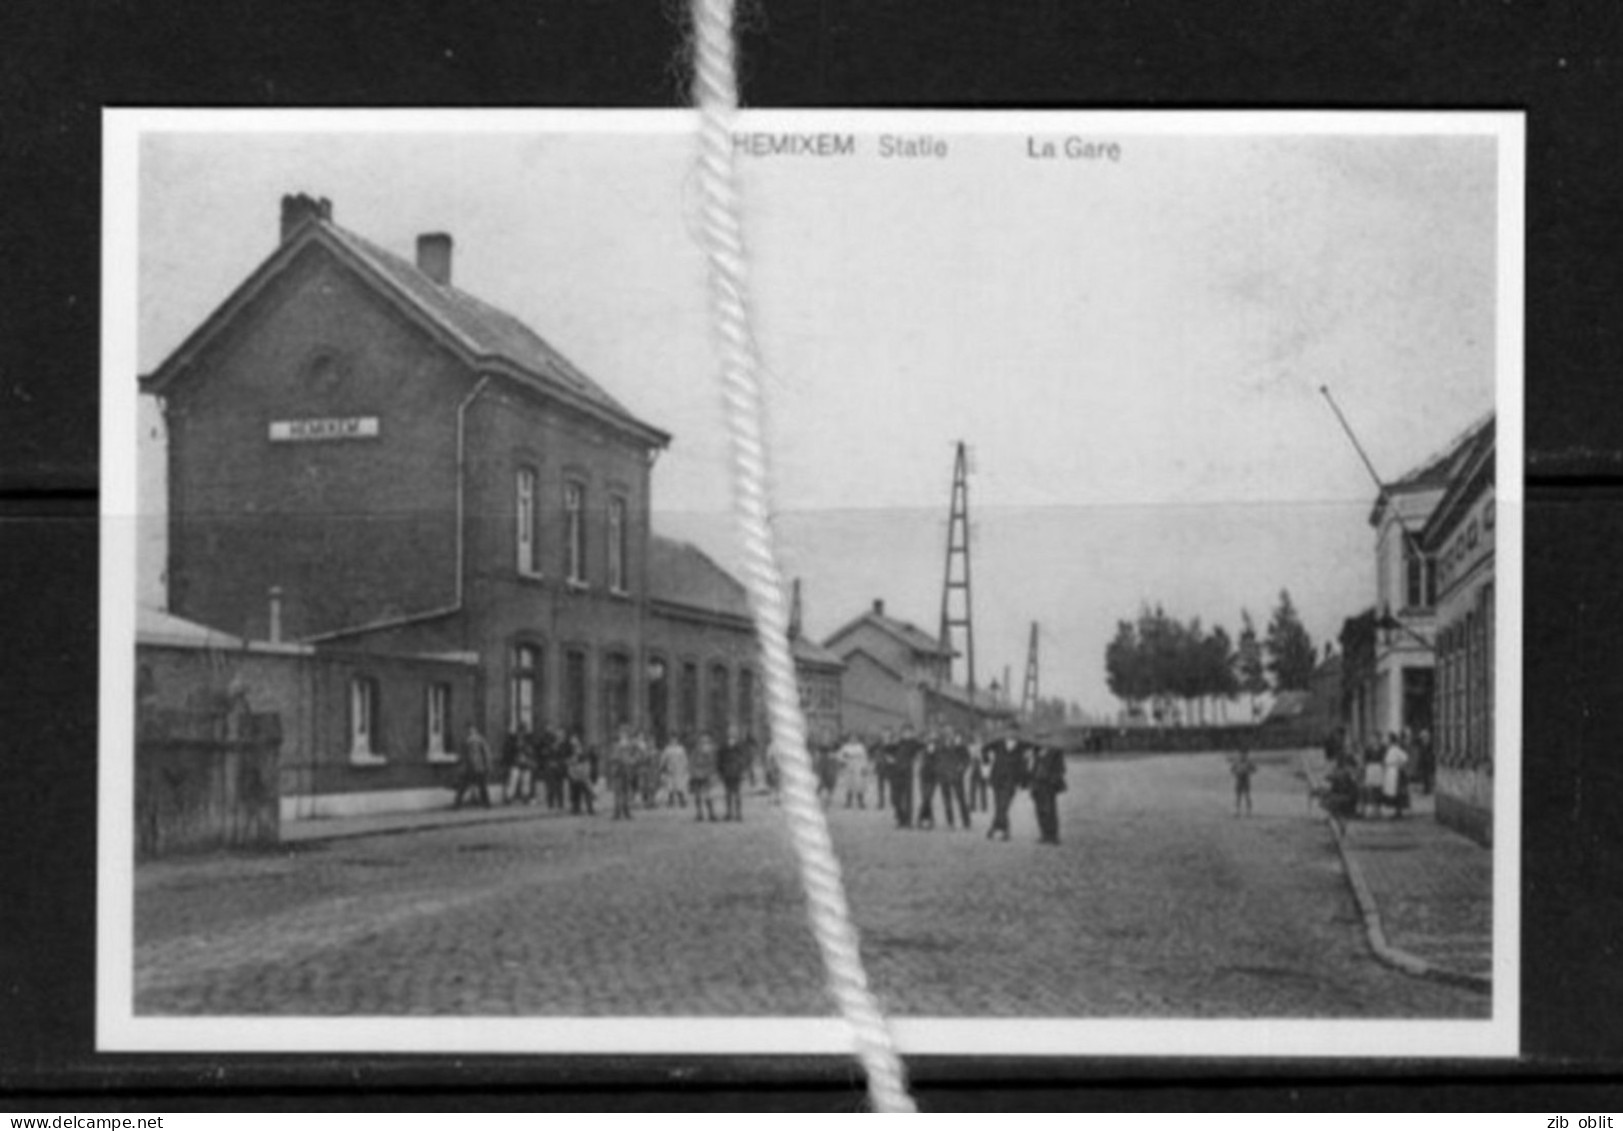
[937,440,976,699]
[1020,621,1040,718]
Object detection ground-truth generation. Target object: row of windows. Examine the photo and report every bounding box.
[508,642,757,746]
[1436,584,1494,771]
[348,677,456,763]
[515,469,629,593]
[339,652,766,766]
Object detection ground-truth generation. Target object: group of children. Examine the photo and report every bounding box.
[1314,731,1418,822]
[602,723,753,822]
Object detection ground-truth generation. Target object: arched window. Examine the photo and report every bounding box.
[708,663,730,741]
[602,651,632,736]
[563,648,589,739]
[510,643,541,732]
[679,661,699,742]
[737,667,755,740]
[647,656,669,746]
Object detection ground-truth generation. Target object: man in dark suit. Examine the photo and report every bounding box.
[915,726,942,829]
[889,723,920,829]
[1028,740,1068,845]
[718,724,749,821]
[939,727,972,831]
[984,719,1028,841]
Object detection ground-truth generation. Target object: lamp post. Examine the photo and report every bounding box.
[1375,607,1436,654]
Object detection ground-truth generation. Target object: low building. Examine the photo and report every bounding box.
[138,607,480,821]
[787,581,847,747]
[1420,417,1496,844]
[823,599,1005,735]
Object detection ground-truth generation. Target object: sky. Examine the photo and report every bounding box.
[127,113,1507,715]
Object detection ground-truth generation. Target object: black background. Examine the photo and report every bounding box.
[3,0,1622,1112]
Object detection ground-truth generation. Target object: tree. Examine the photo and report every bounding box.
[1265,589,1317,692]
[1236,608,1268,718]
[1104,605,1245,725]
[1105,619,1146,716]
[1204,624,1239,723]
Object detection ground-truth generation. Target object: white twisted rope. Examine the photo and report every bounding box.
[689,0,915,1114]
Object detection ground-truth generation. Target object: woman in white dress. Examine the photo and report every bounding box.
[1382,733,1411,817]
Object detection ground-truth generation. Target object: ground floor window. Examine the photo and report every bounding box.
[349,677,380,759]
[563,649,589,740]
[708,663,730,741]
[511,643,541,732]
[679,661,699,742]
[602,651,632,737]
[737,667,755,739]
[426,682,451,756]
[647,656,669,746]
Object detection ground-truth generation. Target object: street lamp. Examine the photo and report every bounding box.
[1374,607,1436,653]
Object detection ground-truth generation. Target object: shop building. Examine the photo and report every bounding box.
[1420,417,1496,844]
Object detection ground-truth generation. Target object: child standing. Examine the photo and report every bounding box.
[1230,747,1256,817]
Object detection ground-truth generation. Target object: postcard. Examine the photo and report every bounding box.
[100,109,1522,1058]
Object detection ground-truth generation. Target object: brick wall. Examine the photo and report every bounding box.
[645,607,759,745]
[139,642,478,816]
[459,383,656,744]
[165,247,464,640]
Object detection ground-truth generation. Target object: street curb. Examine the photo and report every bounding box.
[1298,755,1491,995]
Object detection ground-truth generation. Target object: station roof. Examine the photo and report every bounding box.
[142,200,669,449]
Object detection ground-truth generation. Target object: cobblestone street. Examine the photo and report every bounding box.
[134,750,1487,1018]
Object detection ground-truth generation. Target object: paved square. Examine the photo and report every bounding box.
[134,751,1486,1018]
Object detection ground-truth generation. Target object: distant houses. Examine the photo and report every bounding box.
[822,598,1010,735]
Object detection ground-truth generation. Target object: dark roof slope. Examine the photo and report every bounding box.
[326,226,646,426]
[144,213,668,447]
[791,634,846,671]
[1420,417,1495,549]
[1389,413,1495,491]
[1372,413,1494,526]
[825,608,952,658]
[648,535,751,622]
[648,535,845,671]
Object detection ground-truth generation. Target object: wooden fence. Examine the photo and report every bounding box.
[136,708,282,858]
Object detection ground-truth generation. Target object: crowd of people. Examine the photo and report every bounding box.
[452,716,1070,845]
[1315,727,1432,822]
[452,721,757,822]
[806,719,1069,845]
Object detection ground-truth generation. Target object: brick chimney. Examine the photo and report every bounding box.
[280,193,332,242]
[416,233,452,285]
[872,598,885,617]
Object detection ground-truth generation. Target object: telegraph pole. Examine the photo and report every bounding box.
[937,441,977,701]
[1020,621,1039,718]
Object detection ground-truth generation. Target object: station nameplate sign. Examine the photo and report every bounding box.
[268,416,380,443]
